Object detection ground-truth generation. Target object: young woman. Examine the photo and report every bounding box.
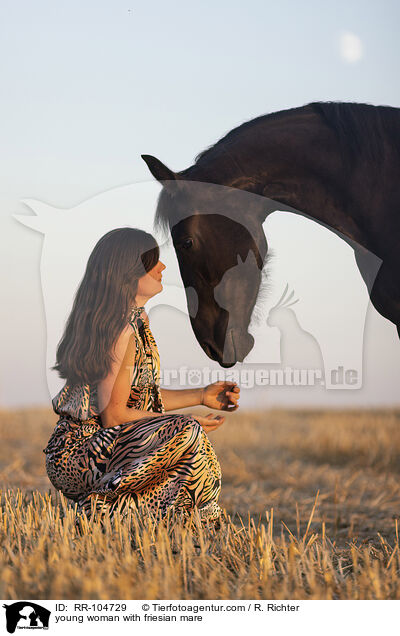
[43,227,240,528]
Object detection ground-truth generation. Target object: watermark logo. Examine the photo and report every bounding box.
[13,180,381,397]
[2,602,50,633]
[159,365,358,388]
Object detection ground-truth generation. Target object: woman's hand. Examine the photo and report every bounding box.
[194,413,225,434]
[202,381,240,411]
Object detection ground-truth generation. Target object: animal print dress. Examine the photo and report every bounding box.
[43,305,222,527]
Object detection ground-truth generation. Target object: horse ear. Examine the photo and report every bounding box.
[141,155,177,183]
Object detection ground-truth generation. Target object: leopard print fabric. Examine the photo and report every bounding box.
[43,305,222,526]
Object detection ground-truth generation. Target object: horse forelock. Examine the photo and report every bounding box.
[153,187,178,239]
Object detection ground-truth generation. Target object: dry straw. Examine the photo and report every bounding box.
[1,407,400,599]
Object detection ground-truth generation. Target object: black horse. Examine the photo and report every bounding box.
[142,101,400,367]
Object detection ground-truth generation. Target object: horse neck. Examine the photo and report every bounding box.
[186,108,375,253]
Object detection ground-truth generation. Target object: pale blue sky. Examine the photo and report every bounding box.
[1,0,399,407]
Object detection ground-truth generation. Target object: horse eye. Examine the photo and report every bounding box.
[182,238,193,249]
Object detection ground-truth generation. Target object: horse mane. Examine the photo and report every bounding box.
[193,105,305,165]
[309,101,400,167]
[194,100,400,168]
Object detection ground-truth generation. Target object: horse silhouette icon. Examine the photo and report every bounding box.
[2,602,50,633]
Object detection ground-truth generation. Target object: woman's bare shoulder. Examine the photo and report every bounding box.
[124,322,136,335]
[112,323,136,360]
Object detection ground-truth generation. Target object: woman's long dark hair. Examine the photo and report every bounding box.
[52,227,160,385]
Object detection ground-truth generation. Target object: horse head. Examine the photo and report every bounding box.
[142,154,268,367]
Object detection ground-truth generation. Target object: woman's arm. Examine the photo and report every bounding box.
[98,325,166,428]
[161,382,240,412]
[160,387,203,412]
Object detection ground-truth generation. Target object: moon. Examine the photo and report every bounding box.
[338,31,363,63]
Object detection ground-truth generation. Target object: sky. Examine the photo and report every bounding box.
[1,0,399,409]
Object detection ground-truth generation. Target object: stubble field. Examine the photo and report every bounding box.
[1,407,400,599]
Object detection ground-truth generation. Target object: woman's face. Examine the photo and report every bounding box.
[136,260,166,303]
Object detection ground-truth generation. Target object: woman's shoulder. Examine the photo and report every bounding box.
[122,322,136,336]
[113,322,136,357]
